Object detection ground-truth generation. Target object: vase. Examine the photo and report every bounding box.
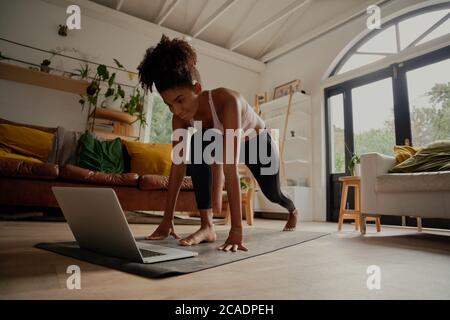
[354,163,361,176]
[101,96,123,112]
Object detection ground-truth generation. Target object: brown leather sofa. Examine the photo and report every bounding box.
[0,158,198,212]
[0,118,199,214]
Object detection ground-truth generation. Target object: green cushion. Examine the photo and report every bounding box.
[77,131,124,174]
[389,140,450,173]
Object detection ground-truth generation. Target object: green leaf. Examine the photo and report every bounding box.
[105,88,115,97]
[113,58,124,69]
[97,64,109,80]
[108,73,116,87]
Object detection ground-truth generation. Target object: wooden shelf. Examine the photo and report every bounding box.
[93,107,137,124]
[264,110,310,123]
[284,159,310,165]
[259,92,310,111]
[0,62,89,95]
[286,136,309,142]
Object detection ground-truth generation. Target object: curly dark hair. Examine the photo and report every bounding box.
[138,34,201,93]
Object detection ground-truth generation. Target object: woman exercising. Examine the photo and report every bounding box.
[138,35,298,252]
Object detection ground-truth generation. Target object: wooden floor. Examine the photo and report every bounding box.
[1,218,450,299]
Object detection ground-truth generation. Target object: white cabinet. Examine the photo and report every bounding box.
[254,92,313,221]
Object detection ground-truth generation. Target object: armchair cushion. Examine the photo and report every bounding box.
[376,171,450,192]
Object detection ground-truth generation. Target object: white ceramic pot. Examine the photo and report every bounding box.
[101,96,123,112]
[354,163,361,176]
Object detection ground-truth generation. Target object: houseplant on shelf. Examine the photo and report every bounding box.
[101,71,125,111]
[122,86,147,128]
[40,59,51,73]
[78,59,147,129]
[79,60,124,112]
[74,63,90,80]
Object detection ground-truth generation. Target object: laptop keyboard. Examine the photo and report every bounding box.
[139,248,165,258]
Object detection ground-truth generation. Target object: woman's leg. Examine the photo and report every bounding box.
[180,128,217,245]
[243,130,299,230]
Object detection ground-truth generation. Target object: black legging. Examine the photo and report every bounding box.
[186,128,296,212]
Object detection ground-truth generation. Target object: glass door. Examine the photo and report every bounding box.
[406,58,450,146]
[351,78,396,157]
[326,93,346,222]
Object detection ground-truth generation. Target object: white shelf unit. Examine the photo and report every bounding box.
[254,92,313,221]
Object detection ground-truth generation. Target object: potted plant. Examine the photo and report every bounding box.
[348,153,361,176]
[58,24,68,37]
[123,87,147,128]
[40,59,51,73]
[74,63,90,80]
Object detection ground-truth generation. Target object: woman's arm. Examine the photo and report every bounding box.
[163,115,189,220]
[217,89,248,252]
[146,116,187,240]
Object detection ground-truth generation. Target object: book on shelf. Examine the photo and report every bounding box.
[93,118,115,126]
[93,124,114,132]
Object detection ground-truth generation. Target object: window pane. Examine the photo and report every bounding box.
[417,18,450,45]
[351,78,395,156]
[328,94,345,173]
[338,54,384,74]
[358,25,398,54]
[398,9,450,50]
[407,58,450,147]
[149,95,172,143]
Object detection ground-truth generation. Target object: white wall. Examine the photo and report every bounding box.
[0,0,262,132]
[259,0,444,221]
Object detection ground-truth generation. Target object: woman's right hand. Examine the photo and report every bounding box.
[145,220,181,240]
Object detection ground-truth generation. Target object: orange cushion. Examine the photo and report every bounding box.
[123,140,172,176]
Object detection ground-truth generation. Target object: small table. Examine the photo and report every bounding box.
[338,176,381,233]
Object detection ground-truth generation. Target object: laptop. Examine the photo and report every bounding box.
[51,187,198,264]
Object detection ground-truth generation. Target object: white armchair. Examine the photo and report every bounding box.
[360,153,450,234]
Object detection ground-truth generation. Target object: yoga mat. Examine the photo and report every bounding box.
[35,228,329,278]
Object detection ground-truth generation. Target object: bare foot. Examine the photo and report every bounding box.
[146,220,180,240]
[283,209,298,231]
[179,226,217,246]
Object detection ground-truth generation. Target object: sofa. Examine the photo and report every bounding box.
[360,152,450,234]
[0,118,201,215]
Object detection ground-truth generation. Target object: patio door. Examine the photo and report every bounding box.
[325,46,450,229]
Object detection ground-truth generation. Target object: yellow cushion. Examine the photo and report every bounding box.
[394,145,420,163]
[0,150,43,163]
[123,141,172,176]
[0,124,54,162]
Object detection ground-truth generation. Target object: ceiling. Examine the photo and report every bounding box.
[90,0,391,62]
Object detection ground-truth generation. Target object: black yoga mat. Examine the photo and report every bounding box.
[35,228,329,278]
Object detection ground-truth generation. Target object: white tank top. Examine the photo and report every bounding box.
[190,90,265,139]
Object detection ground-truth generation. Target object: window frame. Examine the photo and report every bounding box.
[324,44,450,223]
[330,3,450,77]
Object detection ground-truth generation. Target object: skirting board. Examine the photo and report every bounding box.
[254,186,312,221]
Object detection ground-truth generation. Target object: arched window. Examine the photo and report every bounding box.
[332,5,450,76]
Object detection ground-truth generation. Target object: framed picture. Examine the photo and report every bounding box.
[273,79,301,100]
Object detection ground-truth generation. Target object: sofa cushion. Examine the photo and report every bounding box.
[123,141,172,176]
[139,174,193,190]
[0,146,43,163]
[77,131,124,174]
[61,164,138,186]
[393,145,419,163]
[0,124,55,162]
[0,117,57,133]
[389,140,450,173]
[0,157,59,180]
[376,171,450,193]
[47,126,83,165]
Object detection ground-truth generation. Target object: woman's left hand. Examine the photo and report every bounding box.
[218,228,248,252]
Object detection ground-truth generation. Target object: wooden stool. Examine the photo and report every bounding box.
[338,176,381,233]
